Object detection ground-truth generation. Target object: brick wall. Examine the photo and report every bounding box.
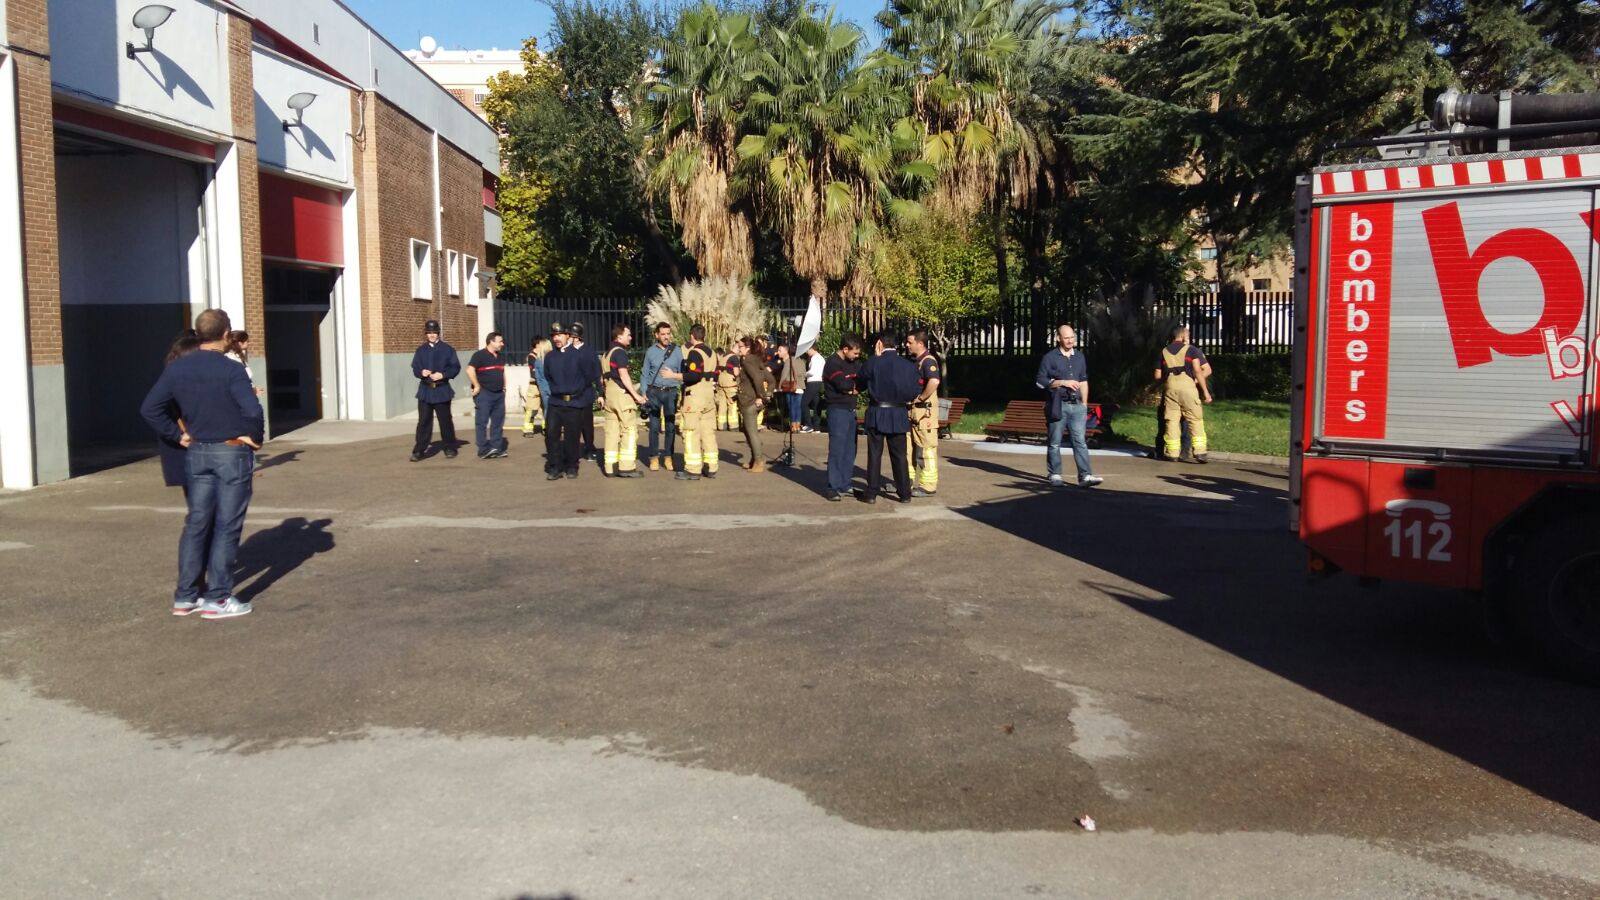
[225,14,264,351]
[437,134,486,346]
[363,96,486,355]
[9,1,60,367]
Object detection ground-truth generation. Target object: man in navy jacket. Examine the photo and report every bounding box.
[140,308,263,619]
[411,320,460,461]
[542,321,603,479]
[858,331,918,504]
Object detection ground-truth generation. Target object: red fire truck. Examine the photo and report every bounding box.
[1291,104,1600,681]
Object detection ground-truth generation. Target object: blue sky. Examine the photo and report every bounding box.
[344,0,885,54]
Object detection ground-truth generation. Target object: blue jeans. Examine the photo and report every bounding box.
[176,443,254,603]
[785,392,803,426]
[1047,403,1093,482]
[474,390,507,455]
[645,387,678,459]
[825,405,857,493]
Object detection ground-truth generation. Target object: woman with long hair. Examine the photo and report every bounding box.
[224,330,265,397]
[158,329,202,488]
[735,336,775,471]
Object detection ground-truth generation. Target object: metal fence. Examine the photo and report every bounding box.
[495,290,1293,364]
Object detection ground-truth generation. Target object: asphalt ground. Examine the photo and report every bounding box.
[2,419,1597,897]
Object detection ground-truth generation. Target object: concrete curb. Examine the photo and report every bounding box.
[948,432,1290,468]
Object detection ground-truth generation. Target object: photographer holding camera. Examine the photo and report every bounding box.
[1035,324,1102,488]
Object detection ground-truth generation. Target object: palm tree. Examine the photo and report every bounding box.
[642,4,759,280]
[874,0,1071,218]
[736,10,922,303]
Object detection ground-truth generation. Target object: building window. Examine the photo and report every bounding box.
[1199,246,1218,261]
[473,89,489,106]
[410,240,432,300]
[446,249,461,296]
[313,24,320,44]
[463,255,480,306]
[1252,278,1271,291]
[1205,280,1220,293]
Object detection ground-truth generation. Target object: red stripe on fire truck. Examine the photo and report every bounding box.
[1321,203,1394,440]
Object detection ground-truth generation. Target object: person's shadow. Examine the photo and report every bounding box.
[234,517,334,603]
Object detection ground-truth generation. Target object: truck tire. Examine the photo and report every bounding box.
[1509,518,1600,684]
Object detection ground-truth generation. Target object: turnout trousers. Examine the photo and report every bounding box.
[681,381,719,474]
[603,381,641,473]
[908,402,939,491]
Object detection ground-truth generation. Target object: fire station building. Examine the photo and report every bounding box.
[0,0,502,487]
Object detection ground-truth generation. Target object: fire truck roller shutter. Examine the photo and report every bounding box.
[1318,187,1596,460]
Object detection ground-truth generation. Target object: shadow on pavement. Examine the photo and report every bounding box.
[234,517,335,603]
[956,470,1600,824]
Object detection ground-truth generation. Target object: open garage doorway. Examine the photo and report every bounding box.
[55,130,209,476]
[262,264,339,436]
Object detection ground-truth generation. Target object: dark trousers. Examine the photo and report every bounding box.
[865,427,910,500]
[474,390,507,455]
[825,405,857,493]
[546,405,584,474]
[802,383,823,429]
[175,443,254,603]
[645,387,679,460]
[580,403,596,456]
[414,399,456,454]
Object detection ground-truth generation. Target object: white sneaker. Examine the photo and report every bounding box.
[200,597,252,619]
[1081,475,1104,487]
[1048,474,1064,487]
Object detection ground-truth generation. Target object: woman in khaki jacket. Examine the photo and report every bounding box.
[735,335,775,471]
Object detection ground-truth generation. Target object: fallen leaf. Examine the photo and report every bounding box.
[1001,723,1015,735]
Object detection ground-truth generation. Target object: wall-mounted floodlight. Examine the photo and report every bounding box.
[283,92,318,132]
[125,5,175,60]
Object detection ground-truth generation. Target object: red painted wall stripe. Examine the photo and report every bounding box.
[259,172,344,266]
[1563,154,1583,178]
[53,103,216,160]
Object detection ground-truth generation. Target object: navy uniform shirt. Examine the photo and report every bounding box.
[468,348,506,392]
[915,353,941,404]
[140,349,265,445]
[862,350,917,434]
[605,343,630,384]
[412,339,460,402]
[544,343,602,407]
[821,354,863,406]
[682,342,714,387]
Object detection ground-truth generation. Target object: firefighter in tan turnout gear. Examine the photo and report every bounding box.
[602,324,647,478]
[1155,324,1211,464]
[715,348,741,431]
[677,324,720,481]
[905,329,940,497]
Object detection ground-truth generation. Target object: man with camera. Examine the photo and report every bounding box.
[1036,324,1103,488]
[640,321,683,471]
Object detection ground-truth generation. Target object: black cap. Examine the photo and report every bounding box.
[550,321,570,335]
[424,320,440,334]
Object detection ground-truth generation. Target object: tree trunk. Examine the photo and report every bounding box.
[992,202,1010,351]
[1022,207,1049,358]
[1213,235,1241,353]
[809,275,828,306]
[641,208,685,285]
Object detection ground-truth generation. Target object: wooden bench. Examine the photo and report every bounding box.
[983,400,1110,447]
[855,397,969,438]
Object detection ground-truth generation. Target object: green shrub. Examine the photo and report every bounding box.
[1206,352,1290,400]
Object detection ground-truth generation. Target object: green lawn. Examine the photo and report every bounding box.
[952,399,1290,458]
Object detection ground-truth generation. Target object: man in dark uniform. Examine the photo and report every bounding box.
[411,320,460,461]
[569,322,599,461]
[543,321,602,479]
[857,331,918,504]
[821,334,864,501]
